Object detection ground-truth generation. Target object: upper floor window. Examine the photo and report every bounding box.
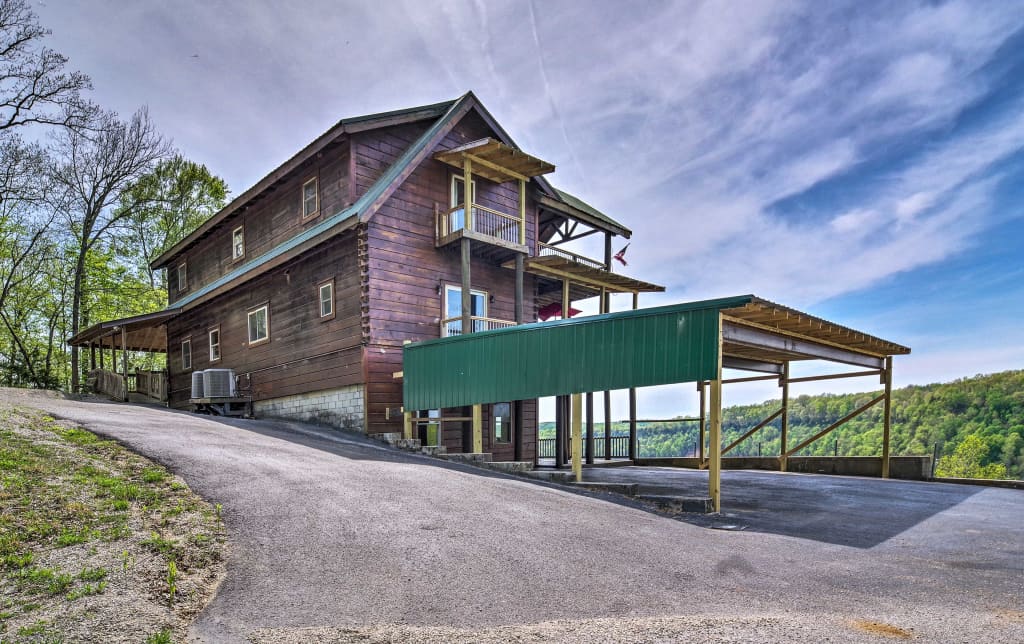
[232,226,245,260]
[181,338,192,370]
[208,326,221,362]
[318,279,334,319]
[177,261,187,292]
[302,177,319,219]
[247,304,270,346]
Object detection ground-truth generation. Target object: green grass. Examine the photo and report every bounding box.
[145,628,173,644]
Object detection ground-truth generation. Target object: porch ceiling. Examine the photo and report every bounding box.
[434,138,555,183]
[505,255,665,296]
[66,309,179,353]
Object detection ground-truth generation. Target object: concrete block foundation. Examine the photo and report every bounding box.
[254,384,365,432]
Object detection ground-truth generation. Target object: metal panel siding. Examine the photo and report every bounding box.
[403,299,743,410]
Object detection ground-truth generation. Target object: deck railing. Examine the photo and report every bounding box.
[133,369,168,402]
[440,316,516,337]
[537,243,606,270]
[88,369,126,401]
[436,202,524,247]
[538,435,632,459]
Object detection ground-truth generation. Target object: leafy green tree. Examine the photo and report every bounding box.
[118,155,228,288]
[935,434,1008,479]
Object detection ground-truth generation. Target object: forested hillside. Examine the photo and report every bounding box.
[540,370,1024,479]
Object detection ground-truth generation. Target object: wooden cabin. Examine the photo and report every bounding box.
[70,92,663,463]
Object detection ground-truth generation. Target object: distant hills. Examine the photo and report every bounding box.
[538,370,1024,479]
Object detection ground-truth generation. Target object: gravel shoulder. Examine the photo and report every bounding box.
[5,388,1023,644]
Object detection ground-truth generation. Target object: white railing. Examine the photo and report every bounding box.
[436,202,524,247]
[440,316,516,337]
[538,242,606,270]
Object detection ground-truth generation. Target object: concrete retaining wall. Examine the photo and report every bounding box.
[254,384,365,432]
[635,456,933,480]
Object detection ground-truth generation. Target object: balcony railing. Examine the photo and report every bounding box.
[538,435,632,459]
[441,315,516,337]
[436,202,525,249]
[537,243,606,270]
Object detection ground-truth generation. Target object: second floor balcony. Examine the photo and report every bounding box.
[436,201,526,251]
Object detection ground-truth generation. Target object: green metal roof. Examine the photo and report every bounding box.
[402,295,753,410]
[553,188,630,236]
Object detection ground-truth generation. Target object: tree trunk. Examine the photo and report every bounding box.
[70,246,87,392]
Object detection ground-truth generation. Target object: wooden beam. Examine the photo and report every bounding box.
[518,178,526,245]
[722,356,784,374]
[723,319,885,369]
[514,254,524,324]
[629,291,638,461]
[721,408,783,456]
[785,394,886,457]
[882,356,893,478]
[603,390,612,461]
[786,369,882,384]
[461,237,472,336]
[465,152,529,182]
[698,380,706,462]
[571,393,583,483]
[403,411,413,440]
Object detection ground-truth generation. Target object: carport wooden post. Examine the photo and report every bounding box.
[403,411,413,440]
[585,393,594,464]
[571,393,583,482]
[472,404,483,454]
[881,356,893,478]
[780,362,790,472]
[708,313,724,512]
[698,380,706,461]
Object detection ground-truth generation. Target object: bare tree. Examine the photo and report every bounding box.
[0,0,93,131]
[50,107,170,391]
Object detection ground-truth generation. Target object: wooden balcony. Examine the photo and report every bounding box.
[435,202,528,253]
[537,242,606,270]
[440,315,516,337]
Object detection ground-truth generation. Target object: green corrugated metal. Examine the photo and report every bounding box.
[402,295,753,410]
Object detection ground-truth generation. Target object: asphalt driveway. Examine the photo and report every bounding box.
[9,390,1023,643]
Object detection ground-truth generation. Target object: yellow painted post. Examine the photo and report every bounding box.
[882,356,893,478]
[518,178,526,245]
[698,380,706,462]
[472,403,483,454]
[780,362,790,472]
[403,411,413,440]
[708,312,724,512]
[571,393,583,482]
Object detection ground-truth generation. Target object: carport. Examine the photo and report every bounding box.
[402,295,910,510]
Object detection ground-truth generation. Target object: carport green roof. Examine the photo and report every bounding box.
[402,296,751,410]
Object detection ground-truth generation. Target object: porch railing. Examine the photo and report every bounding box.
[133,369,168,402]
[88,369,126,401]
[538,435,632,459]
[436,202,524,247]
[537,242,606,270]
[440,316,516,337]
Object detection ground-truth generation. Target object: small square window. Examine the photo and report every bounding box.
[209,327,221,362]
[318,280,334,319]
[181,338,192,370]
[247,305,269,345]
[302,177,318,219]
[232,226,244,260]
[177,261,187,292]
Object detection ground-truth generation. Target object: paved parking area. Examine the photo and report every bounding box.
[9,390,1024,643]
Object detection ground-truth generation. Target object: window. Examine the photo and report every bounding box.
[208,327,221,362]
[318,279,334,319]
[442,285,486,336]
[493,402,511,443]
[247,305,269,345]
[302,177,318,219]
[177,261,187,292]
[181,338,192,370]
[448,175,476,231]
[232,226,245,260]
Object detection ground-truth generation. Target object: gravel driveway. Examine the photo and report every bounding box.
[9,389,1023,643]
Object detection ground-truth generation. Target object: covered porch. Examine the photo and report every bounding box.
[66,309,178,403]
[401,295,910,511]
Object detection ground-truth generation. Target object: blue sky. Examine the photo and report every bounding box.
[35,0,1024,414]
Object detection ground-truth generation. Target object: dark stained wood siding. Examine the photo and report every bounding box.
[166,231,364,410]
[168,139,351,305]
[360,112,541,455]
